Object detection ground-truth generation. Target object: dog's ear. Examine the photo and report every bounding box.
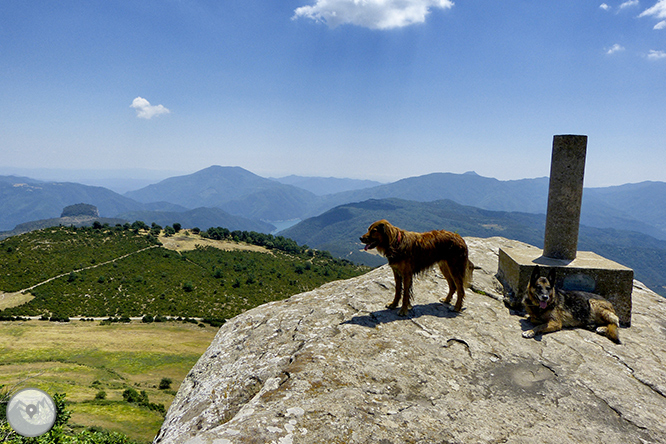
[372,221,388,234]
[547,267,556,286]
[530,265,540,285]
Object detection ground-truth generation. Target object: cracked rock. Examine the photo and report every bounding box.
[155,237,666,444]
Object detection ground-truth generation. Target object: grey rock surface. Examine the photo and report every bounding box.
[155,237,666,444]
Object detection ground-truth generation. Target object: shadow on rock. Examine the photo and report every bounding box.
[342,301,462,328]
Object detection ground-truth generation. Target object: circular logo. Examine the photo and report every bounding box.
[6,388,57,437]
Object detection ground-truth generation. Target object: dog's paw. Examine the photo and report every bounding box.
[522,330,536,339]
[386,303,398,310]
[595,326,608,335]
[397,308,410,317]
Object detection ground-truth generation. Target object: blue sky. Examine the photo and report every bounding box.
[1,0,665,187]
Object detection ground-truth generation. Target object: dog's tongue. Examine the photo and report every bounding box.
[364,244,369,251]
[540,301,548,309]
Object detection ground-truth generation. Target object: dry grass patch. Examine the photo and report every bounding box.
[158,230,270,254]
[0,291,34,310]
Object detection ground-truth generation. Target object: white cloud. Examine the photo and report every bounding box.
[619,0,639,9]
[600,3,611,11]
[606,43,625,54]
[130,97,170,119]
[293,0,454,30]
[655,19,666,28]
[647,49,666,58]
[640,0,666,18]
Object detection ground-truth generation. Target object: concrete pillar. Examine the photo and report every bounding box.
[497,134,633,326]
[543,135,587,261]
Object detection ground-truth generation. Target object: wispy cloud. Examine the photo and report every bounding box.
[600,3,611,11]
[293,0,454,30]
[619,0,639,9]
[130,97,170,119]
[647,49,666,59]
[640,0,666,19]
[606,43,625,54]
[655,19,666,28]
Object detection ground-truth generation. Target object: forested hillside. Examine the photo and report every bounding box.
[0,225,368,320]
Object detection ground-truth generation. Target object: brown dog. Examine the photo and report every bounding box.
[360,220,474,316]
[523,266,620,343]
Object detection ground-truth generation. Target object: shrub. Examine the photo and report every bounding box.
[182,281,194,292]
[159,378,172,390]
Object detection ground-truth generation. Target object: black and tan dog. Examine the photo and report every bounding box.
[360,219,473,316]
[523,265,620,343]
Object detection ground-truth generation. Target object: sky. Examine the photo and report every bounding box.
[1,0,665,188]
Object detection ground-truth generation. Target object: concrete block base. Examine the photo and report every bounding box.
[497,245,634,326]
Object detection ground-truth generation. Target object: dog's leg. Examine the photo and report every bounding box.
[442,260,466,312]
[398,274,413,316]
[591,301,621,343]
[438,262,456,305]
[452,277,466,312]
[387,270,402,310]
[522,318,563,339]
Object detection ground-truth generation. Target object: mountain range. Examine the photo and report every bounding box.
[2,165,666,295]
[3,165,666,239]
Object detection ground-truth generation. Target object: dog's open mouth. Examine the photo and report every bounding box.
[363,242,378,251]
[539,300,549,309]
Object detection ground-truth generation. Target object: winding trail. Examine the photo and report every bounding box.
[20,244,161,292]
[0,244,161,309]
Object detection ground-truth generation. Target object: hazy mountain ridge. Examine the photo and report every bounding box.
[0,179,146,231]
[272,175,383,195]
[119,166,666,242]
[3,165,666,245]
[312,172,551,216]
[124,166,321,222]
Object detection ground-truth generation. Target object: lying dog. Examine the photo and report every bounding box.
[360,220,473,316]
[523,265,620,343]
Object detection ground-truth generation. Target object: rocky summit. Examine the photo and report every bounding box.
[155,237,666,444]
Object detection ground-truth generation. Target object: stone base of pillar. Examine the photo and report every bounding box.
[497,244,634,327]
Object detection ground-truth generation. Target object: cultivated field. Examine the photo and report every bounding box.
[0,319,217,442]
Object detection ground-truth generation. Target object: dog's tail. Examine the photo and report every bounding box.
[463,258,474,288]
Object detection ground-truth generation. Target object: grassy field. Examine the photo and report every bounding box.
[0,319,217,443]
